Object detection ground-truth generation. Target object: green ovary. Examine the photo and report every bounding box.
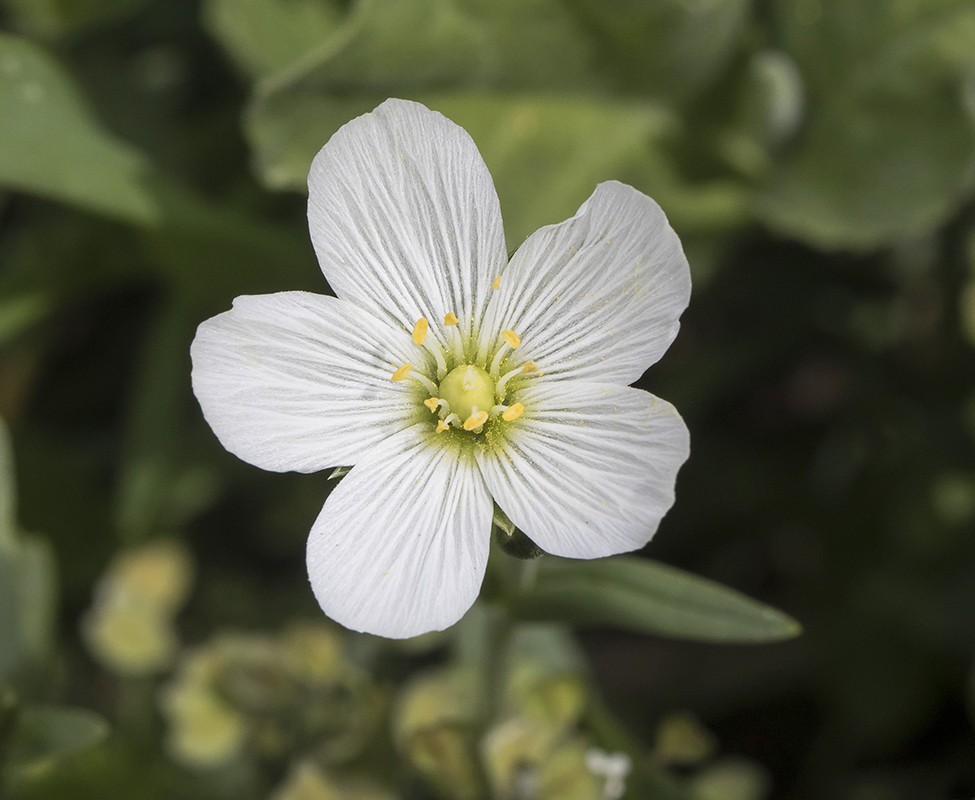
[439,364,495,420]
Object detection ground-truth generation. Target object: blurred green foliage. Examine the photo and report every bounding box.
[1,0,975,798]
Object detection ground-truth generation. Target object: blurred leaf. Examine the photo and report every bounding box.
[513,557,802,643]
[0,33,160,224]
[567,0,751,102]
[2,0,149,39]
[718,49,806,179]
[0,556,21,680]
[0,293,48,349]
[202,0,345,79]
[253,0,599,94]
[11,535,58,668]
[689,756,771,800]
[0,416,15,547]
[6,705,110,774]
[0,420,58,682]
[759,0,975,249]
[509,623,587,675]
[248,90,750,245]
[0,537,58,682]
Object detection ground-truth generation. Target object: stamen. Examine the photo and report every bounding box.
[393,363,438,394]
[423,397,440,413]
[443,311,465,361]
[427,340,448,379]
[490,329,523,377]
[495,362,536,399]
[391,363,411,381]
[410,371,439,395]
[443,413,460,429]
[492,276,501,290]
[489,344,509,378]
[436,419,450,433]
[412,317,429,345]
[502,403,524,422]
[463,409,489,431]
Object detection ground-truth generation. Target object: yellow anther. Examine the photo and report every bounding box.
[521,361,538,373]
[501,330,521,349]
[423,397,440,413]
[436,419,450,433]
[502,403,524,422]
[412,317,429,345]
[391,363,411,381]
[444,312,459,326]
[463,410,489,431]
[492,275,501,290]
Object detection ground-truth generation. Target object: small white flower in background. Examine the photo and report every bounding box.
[190,99,691,639]
[585,748,632,800]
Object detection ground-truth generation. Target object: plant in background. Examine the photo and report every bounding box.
[159,623,382,772]
[82,539,195,676]
[190,98,691,639]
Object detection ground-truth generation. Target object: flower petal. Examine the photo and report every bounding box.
[476,381,689,559]
[307,99,507,350]
[482,181,690,383]
[191,292,421,473]
[306,424,493,638]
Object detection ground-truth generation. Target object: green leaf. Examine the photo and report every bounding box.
[0,33,159,224]
[5,705,110,774]
[12,536,58,668]
[2,0,149,39]
[0,538,58,682]
[0,556,21,681]
[253,0,599,93]
[202,0,345,79]
[242,0,753,242]
[758,0,975,249]
[567,0,751,102]
[0,293,48,349]
[0,417,16,549]
[513,556,802,643]
[0,419,58,682]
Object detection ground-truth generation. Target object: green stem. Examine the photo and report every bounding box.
[483,607,514,723]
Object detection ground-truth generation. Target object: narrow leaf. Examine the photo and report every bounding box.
[514,556,802,644]
[6,705,110,772]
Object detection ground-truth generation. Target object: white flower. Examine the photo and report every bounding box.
[190,99,691,639]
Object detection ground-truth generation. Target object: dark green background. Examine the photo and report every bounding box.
[1,0,975,798]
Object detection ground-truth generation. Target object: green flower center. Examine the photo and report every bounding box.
[439,365,495,422]
[389,313,535,434]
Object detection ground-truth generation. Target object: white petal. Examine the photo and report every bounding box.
[475,381,689,559]
[191,292,421,473]
[306,424,493,638]
[307,99,507,349]
[482,182,690,383]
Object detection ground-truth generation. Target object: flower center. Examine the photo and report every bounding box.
[389,313,537,434]
[439,364,494,422]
